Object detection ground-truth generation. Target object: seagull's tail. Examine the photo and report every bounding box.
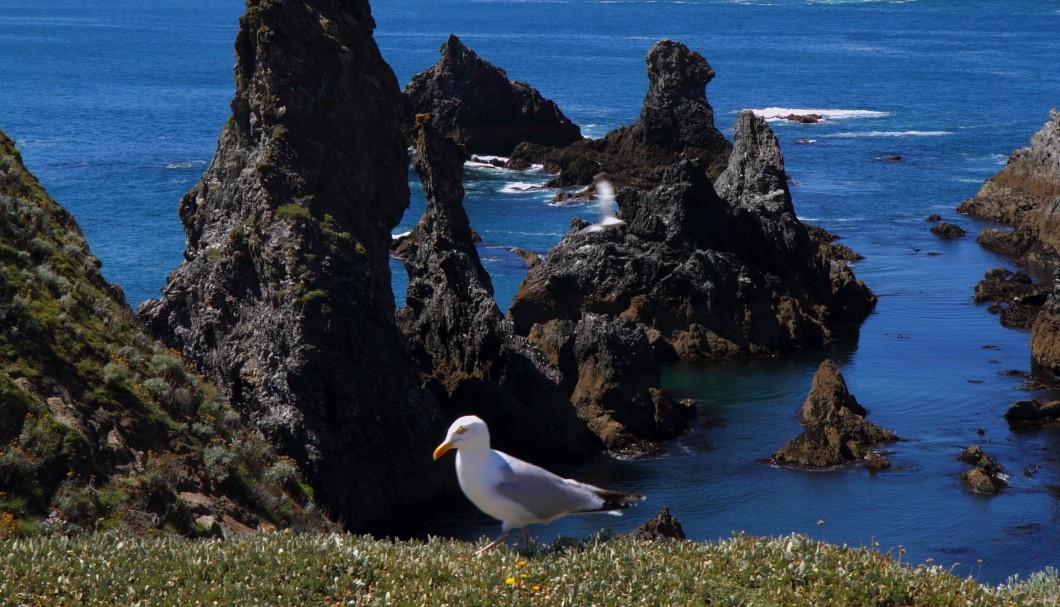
[591,488,646,513]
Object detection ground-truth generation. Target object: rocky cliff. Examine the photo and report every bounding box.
[507,40,733,190]
[958,109,1060,264]
[396,118,599,462]
[1031,276,1060,377]
[508,112,876,361]
[769,360,897,468]
[402,35,582,155]
[1,129,325,535]
[139,0,448,529]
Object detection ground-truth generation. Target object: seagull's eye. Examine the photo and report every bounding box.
[454,426,467,435]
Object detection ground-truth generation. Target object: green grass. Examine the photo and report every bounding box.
[0,531,1056,606]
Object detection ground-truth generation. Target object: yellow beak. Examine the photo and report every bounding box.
[433,440,454,460]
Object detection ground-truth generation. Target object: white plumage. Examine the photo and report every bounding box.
[433,415,644,553]
[578,178,626,234]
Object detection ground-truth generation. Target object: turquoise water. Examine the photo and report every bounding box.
[2,0,1059,583]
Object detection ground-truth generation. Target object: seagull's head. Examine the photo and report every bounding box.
[433,415,490,459]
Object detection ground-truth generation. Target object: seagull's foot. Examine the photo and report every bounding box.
[474,533,507,556]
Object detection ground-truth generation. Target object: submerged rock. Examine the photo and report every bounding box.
[402,35,581,155]
[139,0,448,529]
[396,117,599,463]
[509,113,875,361]
[930,222,967,239]
[769,360,898,468]
[974,267,1048,329]
[958,109,1060,264]
[958,446,1008,495]
[1005,399,1060,428]
[508,40,733,190]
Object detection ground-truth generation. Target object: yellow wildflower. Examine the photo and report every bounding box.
[505,577,516,585]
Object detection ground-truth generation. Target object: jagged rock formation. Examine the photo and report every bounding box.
[526,314,694,452]
[1,129,326,535]
[974,267,1049,329]
[509,112,876,361]
[769,360,897,468]
[507,40,733,190]
[930,222,967,239]
[1031,277,1060,376]
[402,35,582,155]
[958,446,1007,495]
[958,109,1060,264]
[628,507,686,542]
[396,118,599,463]
[139,0,448,529]
[1005,399,1060,428]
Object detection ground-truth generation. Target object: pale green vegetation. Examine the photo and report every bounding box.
[0,531,1056,606]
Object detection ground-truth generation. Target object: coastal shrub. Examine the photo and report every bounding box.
[0,532,1057,606]
[276,203,312,221]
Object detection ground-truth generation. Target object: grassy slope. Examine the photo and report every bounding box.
[0,531,1056,606]
[0,129,329,535]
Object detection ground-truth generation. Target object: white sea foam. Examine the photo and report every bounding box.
[827,130,953,138]
[748,107,890,122]
[165,160,207,169]
[500,182,542,193]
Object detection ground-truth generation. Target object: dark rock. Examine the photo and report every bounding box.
[958,446,1007,495]
[930,222,967,238]
[524,315,693,452]
[402,35,581,155]
[878,155,903,162]
[396,117,599,463]
[139,0,448,529]
[926,214,942,222]
[769,360,898,468]
[805,225,863,261]
[783,113,823,124]
[865,451,891,472]
[1005,399,1060,428]
[509,113,875,361]
[508,40,733,191]
[511,248,542,268]
[1031,278,1060,377]
[628,507,686,541]
[974,267,1049,330]
[958,109,1060,265]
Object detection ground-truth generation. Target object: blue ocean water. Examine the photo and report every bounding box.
[2,0,1059,583]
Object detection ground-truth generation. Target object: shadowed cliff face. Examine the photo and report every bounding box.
[139,0,448,529]
[396,119,600,462]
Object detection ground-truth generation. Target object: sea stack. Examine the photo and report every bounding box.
[139,0,448,528]
[402,35,582,155]
[396,117,599,463]
[509,112,876,361]
[770,360,897,468]
[508,40,733,190]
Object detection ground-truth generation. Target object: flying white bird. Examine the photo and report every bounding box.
[578,178,626,234]
[433,415,644,553]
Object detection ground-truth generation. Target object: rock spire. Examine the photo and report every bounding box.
[140,0,448,529]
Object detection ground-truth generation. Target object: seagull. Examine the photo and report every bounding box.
[578,178,626,234]
[433,415,644,554]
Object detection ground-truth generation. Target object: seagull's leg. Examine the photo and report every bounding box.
[475,530,508,556]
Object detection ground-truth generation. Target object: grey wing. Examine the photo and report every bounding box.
[493,457,604,521]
